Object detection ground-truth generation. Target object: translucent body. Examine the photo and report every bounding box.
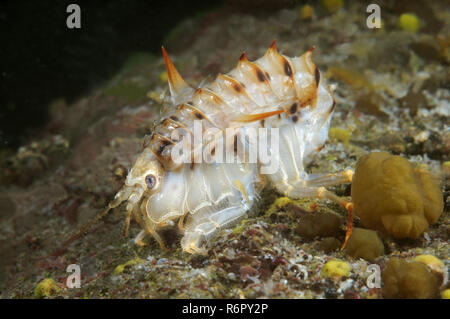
[111,42,353,253]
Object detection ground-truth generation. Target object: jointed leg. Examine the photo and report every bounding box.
[305,169,353,187]
[182,205,247,254]
[132,197,168,250]
[274,171,354,250]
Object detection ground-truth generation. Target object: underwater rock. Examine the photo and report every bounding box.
[317,237,341,253]
[382,257,440,299]
[355,91,389,120]
[351,152,443,238]
[0,135,69,186]
[295,211,343,239]
[344,228,384,262]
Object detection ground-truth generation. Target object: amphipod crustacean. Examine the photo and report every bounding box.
[67,41,354,254]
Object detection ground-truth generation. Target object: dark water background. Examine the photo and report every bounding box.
[1,0,232,149]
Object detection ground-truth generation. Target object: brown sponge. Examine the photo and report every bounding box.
[344,227,384,261]
[351,152,443,238]
[382,257,440,299]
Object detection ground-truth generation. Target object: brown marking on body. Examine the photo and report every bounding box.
[315,67,320,86]
[150,133,175,163]
[256,69,266,82]
[178,103,208,122]
[218,74,248,96]
[233,135,238,154]
[299,98,312,108]
[289,102,298,114]
[265,72,271,81]
[234,109,285,123]
[284,60,293,77]
[232,83,242,92]
[157,139,172,155]
[194,111,204,120]
[260,119,265,127]
[316,144,326,152]
[291,115,299,123]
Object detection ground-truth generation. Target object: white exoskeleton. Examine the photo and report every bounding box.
[78,41,354,254]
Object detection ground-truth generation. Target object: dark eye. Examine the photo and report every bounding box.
[145,174,156,189]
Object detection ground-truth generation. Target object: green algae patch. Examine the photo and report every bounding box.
[34,278,60,298]
[329,127,351,145]
[295,211,343,239]
[114,258,146,275]
[264,197,293,217]
[232,218,253,235]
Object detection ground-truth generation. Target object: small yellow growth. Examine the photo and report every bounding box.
[398,13,420,33]
[326,67,372,90]
[147,90,163,103]
[321,0,344,13]
[413,255,445,274]
[159,71,168,83]
[265,196,293,217]
[114,258,146,275]
[442,289,450,299]
[329,127,351,145]
[321,259,351,278]
[34,278,60,298]
[299,4,314,20]
[232,219,252,235]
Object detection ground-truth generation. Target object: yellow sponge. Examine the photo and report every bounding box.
[321,259,351,279]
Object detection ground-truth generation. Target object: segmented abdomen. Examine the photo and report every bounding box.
[147,41,322,171]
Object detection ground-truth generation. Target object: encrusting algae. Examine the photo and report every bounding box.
[34,278,60,298]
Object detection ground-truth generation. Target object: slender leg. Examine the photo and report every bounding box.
[274,172,354,250]
[181,205,247,254]
[135,197,168,250]
[305,169,353,187]
[134,230,147,246]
